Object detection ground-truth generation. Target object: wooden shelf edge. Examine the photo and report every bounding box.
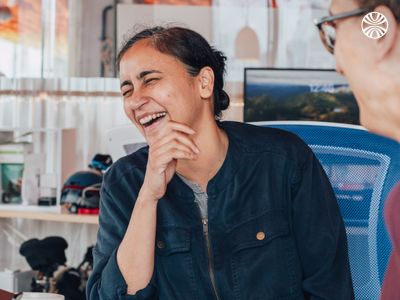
[0,210,98,224]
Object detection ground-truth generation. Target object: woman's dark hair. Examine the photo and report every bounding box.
[116,26,230,119]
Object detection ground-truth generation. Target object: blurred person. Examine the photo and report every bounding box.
[315,1,400,299]
[87,26,354,299]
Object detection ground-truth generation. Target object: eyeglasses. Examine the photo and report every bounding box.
[314,8,370,54]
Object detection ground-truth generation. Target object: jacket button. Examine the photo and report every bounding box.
[256,231,265,241]
[157,241,165,249]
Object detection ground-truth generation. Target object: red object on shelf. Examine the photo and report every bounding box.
[0,289,19,300]
[77,207,99,215]
[268,0,277,8]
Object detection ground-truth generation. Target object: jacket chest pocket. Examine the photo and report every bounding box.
[156,227,191,256]
[229,209,301,300]
[231,209,289,253]
[155,227,198,299]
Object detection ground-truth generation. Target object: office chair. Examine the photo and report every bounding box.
[256,121,400,300]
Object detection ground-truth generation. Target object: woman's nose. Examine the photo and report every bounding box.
[127,91,149,111]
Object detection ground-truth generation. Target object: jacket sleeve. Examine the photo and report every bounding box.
[291,148,354,300]
[86,185,158,300]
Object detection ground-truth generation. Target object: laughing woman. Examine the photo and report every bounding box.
[87,26,354,300]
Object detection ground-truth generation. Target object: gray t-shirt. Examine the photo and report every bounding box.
[177,173,208,219]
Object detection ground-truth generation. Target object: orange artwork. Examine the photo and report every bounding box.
[0,0,68,56]
[141,0,211,5]
[55,0,68,57]
[0,4,20,43]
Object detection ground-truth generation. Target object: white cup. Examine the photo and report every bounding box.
[17,293,64,300]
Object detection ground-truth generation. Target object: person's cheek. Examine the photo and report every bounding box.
[335,36,352,78]
[123,101,133,121]
[334,33,344,70]
[123,100,140,131]
[335,59,344,75]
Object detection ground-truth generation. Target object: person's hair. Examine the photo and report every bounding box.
[116,26,230,119]
[357,0,400,21]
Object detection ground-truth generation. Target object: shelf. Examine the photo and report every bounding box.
[0,205,98,224]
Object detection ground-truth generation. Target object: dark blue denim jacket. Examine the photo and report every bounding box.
[87,121,354,300]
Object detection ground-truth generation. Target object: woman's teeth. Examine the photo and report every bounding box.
[139,112,167,126]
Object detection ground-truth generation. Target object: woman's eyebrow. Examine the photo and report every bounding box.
[137,70,162,80]
[120,70,162,89]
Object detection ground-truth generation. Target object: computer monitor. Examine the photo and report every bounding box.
[244,68,360,124]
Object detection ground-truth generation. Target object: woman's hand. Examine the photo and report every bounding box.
[140,121,200,201]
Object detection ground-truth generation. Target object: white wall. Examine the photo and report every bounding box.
[69,0,115,77]
[117,4,212,47]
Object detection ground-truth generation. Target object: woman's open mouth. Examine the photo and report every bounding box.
[139,111,167,128]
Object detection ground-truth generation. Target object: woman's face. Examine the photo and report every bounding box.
[119,39,203,143]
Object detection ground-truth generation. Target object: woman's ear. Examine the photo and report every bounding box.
[372,5,398,62]
[198,67,214,99]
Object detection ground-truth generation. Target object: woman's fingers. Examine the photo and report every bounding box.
[149,141,198,169]
[152,139,194,157]
[156,148,197,165]
[143,120,199,199]
[152,131,200,155]
[148,121,196,146]
[166,122,196,135]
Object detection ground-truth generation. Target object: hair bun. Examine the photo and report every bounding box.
[213,50,227,68]
[219,90,230,111]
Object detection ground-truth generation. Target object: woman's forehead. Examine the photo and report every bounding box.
[120,43,185,76]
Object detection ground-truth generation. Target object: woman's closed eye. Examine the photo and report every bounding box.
[122,87,133,97]
[144,77,160,85]
[121,77,160,97]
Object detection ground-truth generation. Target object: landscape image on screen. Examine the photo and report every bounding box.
[244,69,360,124]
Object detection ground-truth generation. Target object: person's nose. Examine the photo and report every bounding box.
[127,89,149,111]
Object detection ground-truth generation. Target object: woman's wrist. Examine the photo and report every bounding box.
[137,185,160,206]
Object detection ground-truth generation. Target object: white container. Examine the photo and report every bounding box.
[0,269,35,293]
[17,293,64,300]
